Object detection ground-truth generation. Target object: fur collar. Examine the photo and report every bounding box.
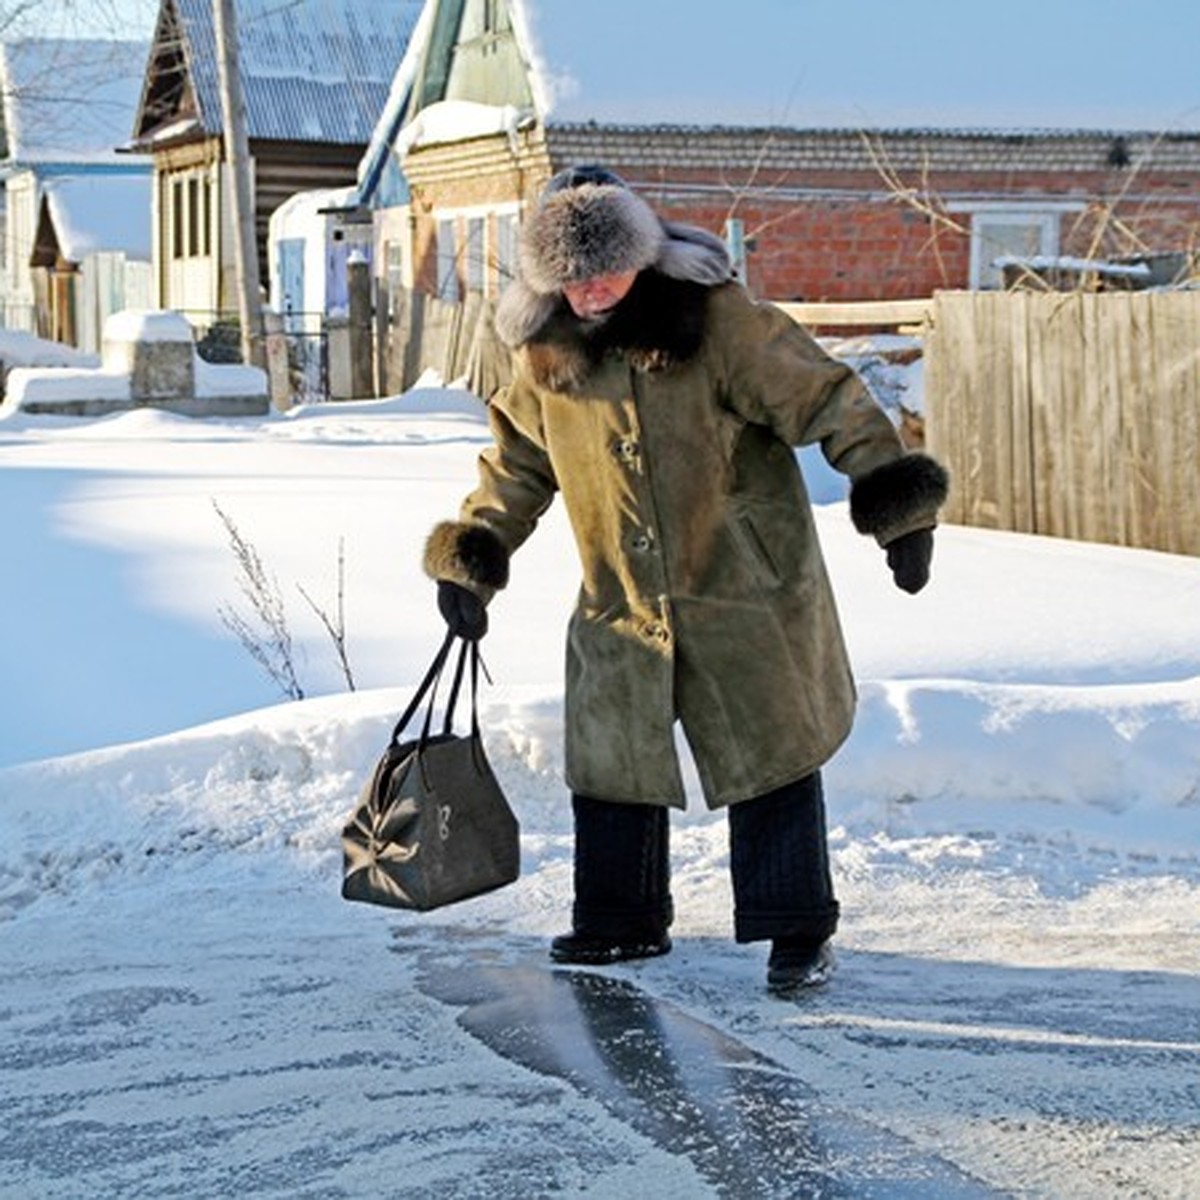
[517,271,712,393]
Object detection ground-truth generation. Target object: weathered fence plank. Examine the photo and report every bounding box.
[926,290,1200,557]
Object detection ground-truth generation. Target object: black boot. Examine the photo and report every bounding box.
[550,930,672,964]
[767,937,835,993]
[728,772,839,989]
[551,794,673,964]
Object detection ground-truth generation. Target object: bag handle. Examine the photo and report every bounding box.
[390,632,488,748]
[390,629,455,745]
[442,637,470,736]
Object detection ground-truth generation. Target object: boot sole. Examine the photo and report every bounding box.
[549,938,672,965]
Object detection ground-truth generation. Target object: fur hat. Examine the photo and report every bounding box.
[495,165,734,348]
[520,166,665,295]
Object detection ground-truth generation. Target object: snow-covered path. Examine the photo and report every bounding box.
[2,394,1198,1196]
[2,691,1197,1198]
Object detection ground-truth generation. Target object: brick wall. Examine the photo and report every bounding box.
[620,165,1200,301]
[400,128,1200,304]
[647,193,965,300]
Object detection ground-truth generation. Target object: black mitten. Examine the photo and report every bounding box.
[437,581,488,640]
[885,528,935,594]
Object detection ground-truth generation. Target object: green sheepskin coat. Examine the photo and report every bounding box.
[426,276,946,808]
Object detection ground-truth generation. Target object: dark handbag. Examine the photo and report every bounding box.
[341,631,519,911]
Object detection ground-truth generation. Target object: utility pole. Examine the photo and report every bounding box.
[213,0,264,368]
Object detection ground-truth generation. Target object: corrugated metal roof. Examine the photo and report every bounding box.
[174,0,425,144]
[542,124,1200,175]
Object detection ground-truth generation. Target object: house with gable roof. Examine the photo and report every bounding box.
[30,174,154,351]
[356,0,1200,318]
[126,0,424,329]
[0,38,151,340]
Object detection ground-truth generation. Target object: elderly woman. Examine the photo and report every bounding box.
[424,166,947,993]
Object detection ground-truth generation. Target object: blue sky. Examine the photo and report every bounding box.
[533,0,1200,130]
[35,0,1200,132]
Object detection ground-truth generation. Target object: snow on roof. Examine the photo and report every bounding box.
[43,174,152,262]
[356,0,436,198]
[272,185,359,226]
[0,39,149,163]
[171,0,425,144]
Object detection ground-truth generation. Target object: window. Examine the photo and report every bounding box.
[169,171,213,260]
[172,180,185,259]
[948,203,1083,290]
[971,213,1060,289]
[437,205,521,298]
[465,217,485,294]
[494,210,519,289]
[435,218,460,301]
[187,177,200,257]
[200,177,211,256]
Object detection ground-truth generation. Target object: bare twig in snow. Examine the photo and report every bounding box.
[213,500,304,701]
[297,538,356,692]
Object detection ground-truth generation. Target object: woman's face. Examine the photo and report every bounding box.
[561,270,639,319]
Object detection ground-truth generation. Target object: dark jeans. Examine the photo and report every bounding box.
[571,772,839,945]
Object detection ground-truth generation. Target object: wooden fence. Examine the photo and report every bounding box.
[383,289,510,401]
[379,284,1199,557]
[924,290,1200,557]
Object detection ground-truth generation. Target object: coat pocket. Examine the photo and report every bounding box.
[730,508,783,589]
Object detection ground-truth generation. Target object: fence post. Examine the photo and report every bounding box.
[373,276,388,397]
[348,251,373,399]
[262,309,292,410]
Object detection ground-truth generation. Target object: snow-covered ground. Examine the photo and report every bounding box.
[1,382,1198,1197]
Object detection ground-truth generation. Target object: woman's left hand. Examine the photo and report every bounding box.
[885,528,935,594]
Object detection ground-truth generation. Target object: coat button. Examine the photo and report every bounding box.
[644,623,671,644]
[631,532,654,552]
[613,438,639,462]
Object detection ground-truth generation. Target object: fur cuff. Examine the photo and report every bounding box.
[849,453,950,544]
[423,521,510,592]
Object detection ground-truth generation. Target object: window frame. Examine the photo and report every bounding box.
[434,202,521,299]
[948,200,1085,290]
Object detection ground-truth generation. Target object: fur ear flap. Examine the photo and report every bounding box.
[423,521,510,592]
[849,454,950,545]
[495,279,559,348]
[655,221,734,285]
